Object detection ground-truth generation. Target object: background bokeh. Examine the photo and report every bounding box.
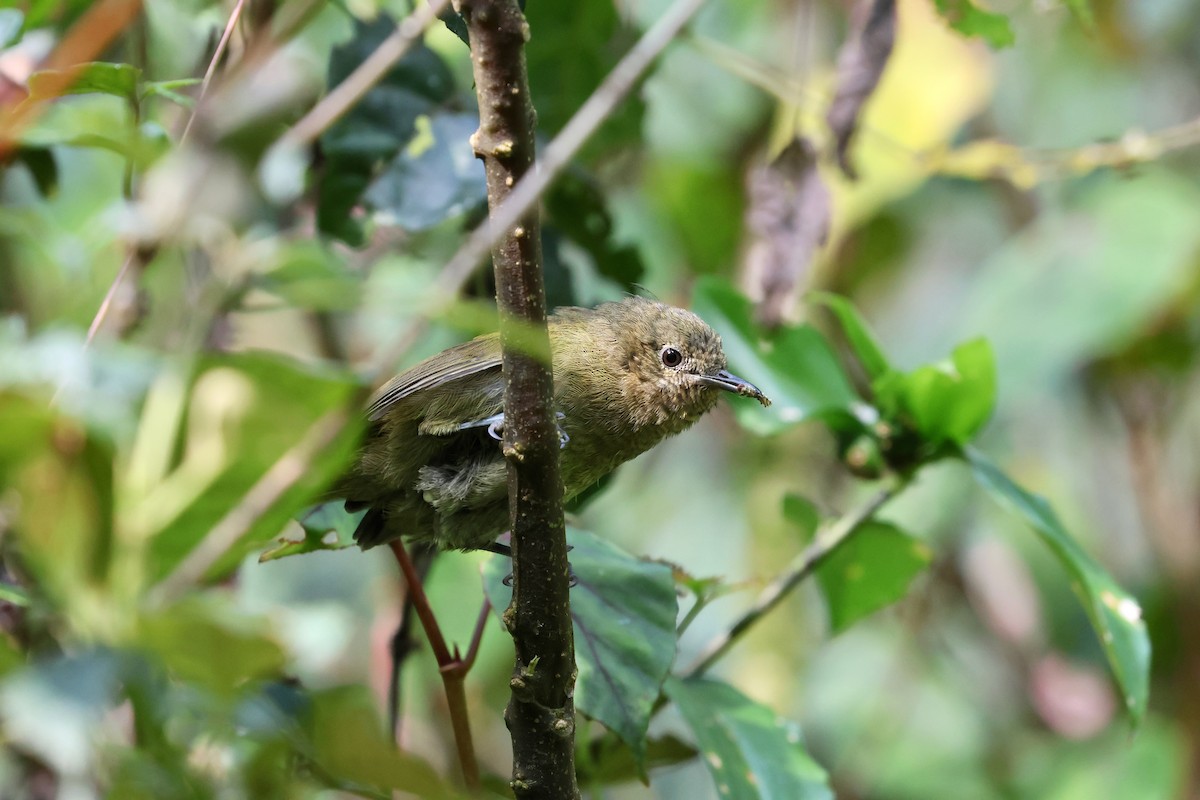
[1,0,1197,797]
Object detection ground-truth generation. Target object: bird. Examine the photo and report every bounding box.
[334,295,771,553]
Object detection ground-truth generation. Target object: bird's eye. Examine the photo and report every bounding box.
[660,346,683,368]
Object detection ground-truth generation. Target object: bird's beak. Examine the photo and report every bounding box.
[699,369,772,407]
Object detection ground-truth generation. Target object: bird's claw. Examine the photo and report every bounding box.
[461,412,569,449]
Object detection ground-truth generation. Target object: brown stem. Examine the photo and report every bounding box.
[387,540,481,791]
[458,1,577,797]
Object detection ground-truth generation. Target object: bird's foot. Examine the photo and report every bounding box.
[458,412,569,448]
[487,542,577,587]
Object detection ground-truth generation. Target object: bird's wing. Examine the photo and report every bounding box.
[367,335,503,421]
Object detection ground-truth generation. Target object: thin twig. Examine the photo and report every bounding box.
[387,539,481,791]
[682,484,901,678]
[180,0,248,143]
[149,408,349,605]
[388,540,452,666]
[462,596,492,670]
[366,0,709,385]
[85,251,137,343]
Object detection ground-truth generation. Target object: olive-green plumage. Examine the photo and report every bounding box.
[336,296,769,551]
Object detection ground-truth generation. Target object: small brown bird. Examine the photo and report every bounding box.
[336,296,770,552]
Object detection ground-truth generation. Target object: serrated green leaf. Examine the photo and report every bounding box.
[484,529,677,770]
[665,677,833,800]
[28,62,141,101]
[966,448,1151,723]
[932,0,1015,48]
[693,278,860,435]
[874,338,996,446]
[815,520,931,633]
[809,292,891,381]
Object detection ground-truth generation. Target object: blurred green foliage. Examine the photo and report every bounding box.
[1,0,1196,798]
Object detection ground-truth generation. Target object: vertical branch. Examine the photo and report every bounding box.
[459,2,577,799]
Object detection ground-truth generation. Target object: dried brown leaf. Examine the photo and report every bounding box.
[826,0,897,179]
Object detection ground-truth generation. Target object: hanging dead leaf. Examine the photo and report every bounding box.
[743,137,831,328]
[826,0,897,179]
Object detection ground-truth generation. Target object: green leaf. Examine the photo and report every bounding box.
[809,292,891,381]
[305,686,454,797]
[665,677,833,800]
[144,353,361,583]
[260,503,361,562]
[814,521,932,633]
[579,734,698,786]
[28,62,141,102]
[12,146,58,195]
[545,168,645,292]
[136,598,286,694]
[782,494,820,542]
[484,529,678,769]
[365,112,487,231]
[0,9,22,49]
[140,77,201,108]
[1063,0,1095,28]
[523,0,643,154]
[253,243,362,311]
[965,449,1151,722]
[318,16,456,244]
[692,278,860,435]
[0,394,115,607]
[932,0,1015,48]
[873,338,996,446]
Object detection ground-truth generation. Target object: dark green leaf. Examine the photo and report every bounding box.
[809,292,891,381]
[966,449,1151,722]
[136,599,286,694]
[932,0,1015,48]
[365,112,487,230]
[815,521,931,633]
[523,0,642,153]
[28,62,141,101]
[12,146,58,195]
[665,677,833,800]
[545,168,645,292]
[319,15,456,243]
[692,278,860,435]
[484,529,678,769]
[873,338,996,446]
[579,734,698,785]
[146,353,361,582]
[260,503,362,562]
[782,494,821,542]
[305,685,453,797]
